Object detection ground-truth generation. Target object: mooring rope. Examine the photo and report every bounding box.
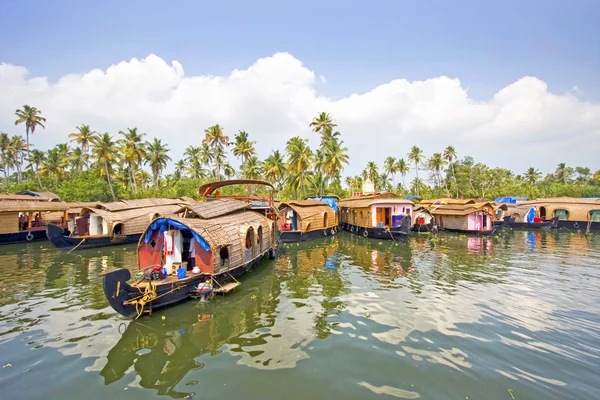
[67,238,86,254]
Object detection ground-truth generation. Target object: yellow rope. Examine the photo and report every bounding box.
[123,282,158,319]
[67,238,86,253]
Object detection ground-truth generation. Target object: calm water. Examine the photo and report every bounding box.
[1,231,599,400]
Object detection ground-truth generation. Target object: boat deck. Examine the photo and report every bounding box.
[213,281,241,294]
[134,272,208,288]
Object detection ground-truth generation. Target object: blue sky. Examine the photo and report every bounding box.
[1,0,599,101]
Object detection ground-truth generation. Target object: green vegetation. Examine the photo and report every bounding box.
[1,105,599,201]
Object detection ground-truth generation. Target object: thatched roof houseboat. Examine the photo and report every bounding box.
[427,202,499,235]
[339,193,413,241]
[278,200,337,242]
[102,197,276,318]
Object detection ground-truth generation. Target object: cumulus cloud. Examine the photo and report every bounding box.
[0,52,598,177]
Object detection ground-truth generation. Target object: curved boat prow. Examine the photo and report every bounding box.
[103,268,138,319]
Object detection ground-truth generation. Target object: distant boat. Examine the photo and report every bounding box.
[278,200,338,242]
[427,201,499,235]
[102,197,277,318]
[411,206,436,232]
[338,193,412,241]
[0,193,84,245]
[46,198,191,251]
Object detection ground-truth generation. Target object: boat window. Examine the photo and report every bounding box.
[220,246,229,266]
[539,207,547,220]
[113,223,123,235]
[590,210,600,222]
[554,209,569,220]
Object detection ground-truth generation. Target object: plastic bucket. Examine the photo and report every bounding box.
[177,268,187,279]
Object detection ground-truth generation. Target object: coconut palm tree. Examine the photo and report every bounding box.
[91,133,118,200]
[27,149,46,189]
[14,105,46,169]
[232,131,256,174]
[384,157,397,186]
[41,148,69,182]
[443,146,458,197]
[309,112,337,143]
[396,158,409,190]
[243,156,263,180]
[366,161,379,184]
[212,146,227,180]
[323,138,349,187]
[183,146,206,180]
[118,128,146,193]
[173,159,186,180]
[146,138,171,190]
[407,146,424,195]
[0,133,11,189]
[203,124,229,149]
[263,150,286,188]
[69,125,95,168]
[555,163,573,184]
[524,167,542,185]
[428,152,447,189]
[286,136,313,197]
[70,147,88,172]
[8,136,27,183]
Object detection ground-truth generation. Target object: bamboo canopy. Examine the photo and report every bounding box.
[0,201,85,213]
[178,198,249,219]
[138,211,274,275]
[81,204,184,235]
[427,202,494,216]
[339,192,413,209]
[98,198,191,212]
[16,191,61,201]
[279,200,337,231]
[0,194,56,202]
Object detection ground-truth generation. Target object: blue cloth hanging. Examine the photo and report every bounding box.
[143,218,210,251]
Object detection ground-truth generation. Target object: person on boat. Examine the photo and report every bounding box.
[33,213,41,227]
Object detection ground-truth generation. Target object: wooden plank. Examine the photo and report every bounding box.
[213,281,240,294]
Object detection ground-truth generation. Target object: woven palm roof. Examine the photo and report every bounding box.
[0,193,53,202]
[98,198,190,212]
[179,198,249,219]
[339,193,413,208]
[280,200,335,219]
[420,198,476,206]
[428,203,493,216]
[197,179,275,195]
[82,204,182,221]
[0,201,77,212]
[521,197,600,205]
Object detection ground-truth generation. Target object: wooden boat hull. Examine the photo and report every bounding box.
[411,222,436,233]
[0,229,48,245]
[555,219,600,232]
[46,223,140,251]
[340,218,411,242]
[504,216,559,230]
[441,225,500,236]
[279,227,337,243]
[102,249,274,319]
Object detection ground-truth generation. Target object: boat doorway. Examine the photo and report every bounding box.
[323,212,328,228]
[539,206,547,220]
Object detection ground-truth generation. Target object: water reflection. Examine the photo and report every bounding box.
[0,232,599,400]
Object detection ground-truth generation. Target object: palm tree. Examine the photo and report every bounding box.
[407,146,424,195]
[428,152,447,189]
[69,125,95,168]
[146,138,171,190]
[70,147,88,172]
[323,138,349,188]
[396,158,409,190]
[263,150,286,188]
[91,133,118,200]
[243,156,263,180]
[28,149,46,189]
[555,163,573,184]
[309,112,337,143]
[118,128,147,193]
[174,159,186,180]
[223,163,236,179]
[183,146,206,180]
[384,157,397,186]
[41,148,68,182]
[212,146,227,180]
[232,131,256,174]
[443,146,458,197]
[8,136,27,183]
[0,133,11,189]
[203,124,229,149]
[286,136,313,197]
[524,167,542,185]
[14,105,46,170]
[366,161,379,184]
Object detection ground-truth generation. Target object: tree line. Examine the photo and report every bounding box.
[1,105,599,202]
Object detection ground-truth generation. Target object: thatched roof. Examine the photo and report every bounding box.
[521,197,600,206]
[98,198,190,212]
[0,193,53,202]
[0,201,83,213]
[420,198,476,206]
[178,198,249,219]
[82,204,182,221]
[428,202,493,216]
[15,191,61,201]
[280,200,335,220]
[197,179,275,195]
[339,193,413,208]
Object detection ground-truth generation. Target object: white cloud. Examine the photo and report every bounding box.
[0,52,599,178]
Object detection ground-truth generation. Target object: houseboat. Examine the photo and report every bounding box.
[518,197,600,233]
[278,200,337,242]
[411,206,435,232]
[102,198,276,319]
[197,179,278,219]
[339,193,413,241]
[0,200,78,244]
[427,202,499,235]
[46,198,190,251]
